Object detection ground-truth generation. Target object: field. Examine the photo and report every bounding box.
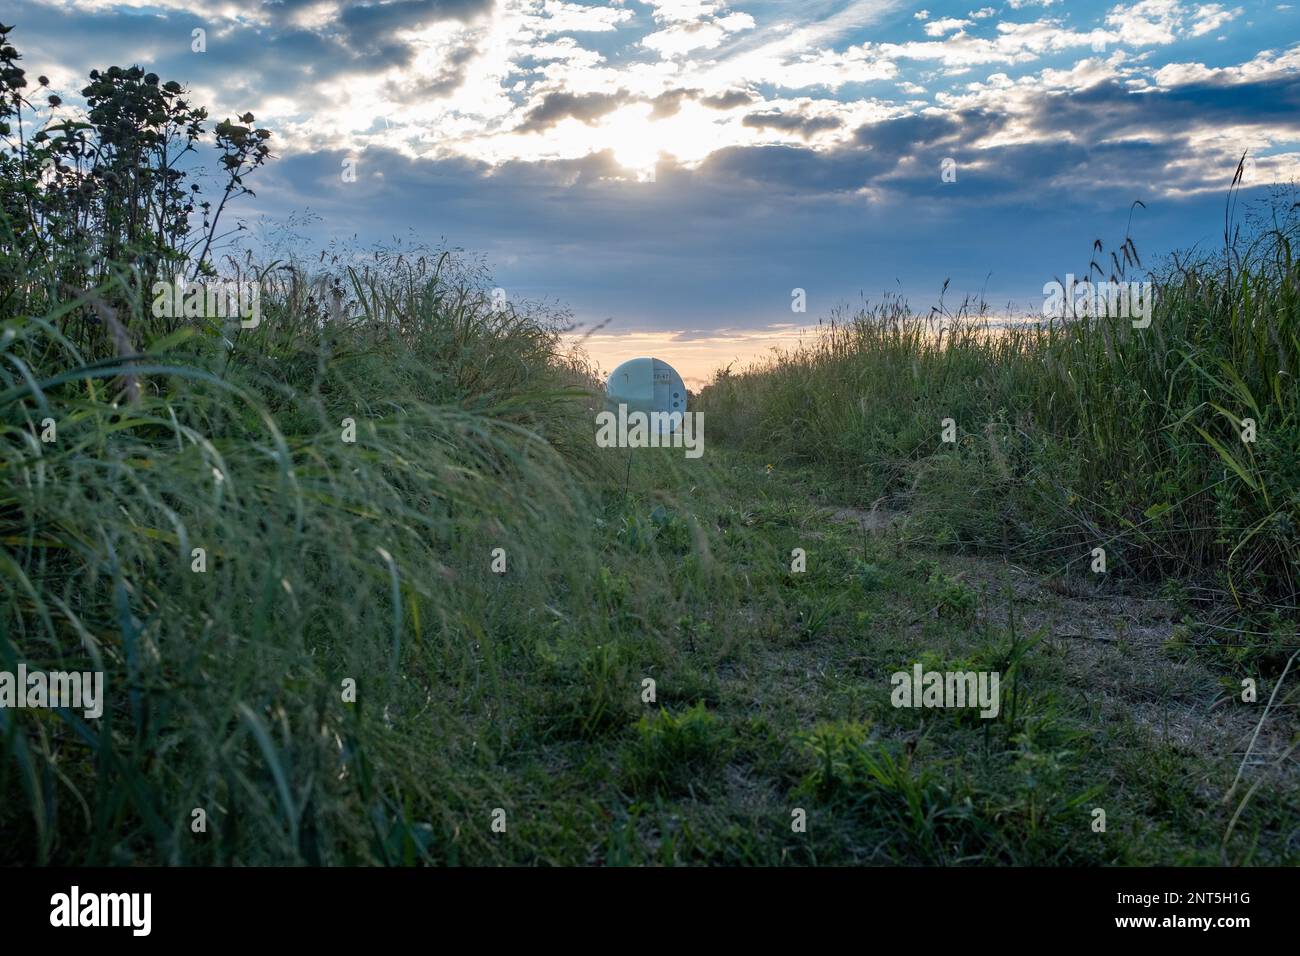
[2,26,1297,866]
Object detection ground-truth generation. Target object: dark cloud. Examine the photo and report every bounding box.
[651,87,757,118]
[742,110,843,137]
[698,142,895,193]
[517,90,630,132]
[3,0,500,120]
[382,32,483,99]
[5,1,419,101]
[650,88,693,119]
[247,142,1235,335]
[699,89,756,109]
[1024,74,1300,141]
[338,0,493,51]
[855,76,1300,203]
[671,329,725,340]
[854,109,1006,152]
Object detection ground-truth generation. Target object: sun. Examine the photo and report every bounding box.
[603,104,665,180]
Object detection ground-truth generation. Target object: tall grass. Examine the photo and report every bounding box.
[2,247,613,863]
[0,30,743,863]
[700,185,1300,659]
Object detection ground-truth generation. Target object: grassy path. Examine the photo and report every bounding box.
[463,448,1299,865]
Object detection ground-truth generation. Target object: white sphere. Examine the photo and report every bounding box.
[605,357,687,433]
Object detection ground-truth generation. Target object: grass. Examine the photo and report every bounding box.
[3,276,1297,862]
[699,186,1300,669]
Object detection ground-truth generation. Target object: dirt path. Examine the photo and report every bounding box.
[814,502,1298,843]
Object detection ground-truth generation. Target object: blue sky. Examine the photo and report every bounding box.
[7,0,1300,382]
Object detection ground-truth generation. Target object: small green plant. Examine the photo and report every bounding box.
[621,704,732,796]
[930,571,977,625]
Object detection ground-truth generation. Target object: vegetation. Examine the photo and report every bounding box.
[700,188,1300,671]
[1,27,1295,865]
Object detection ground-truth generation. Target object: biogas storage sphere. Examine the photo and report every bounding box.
[605,357,687,434]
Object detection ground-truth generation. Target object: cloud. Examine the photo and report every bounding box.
[1189,3,1242,36]
[699,88,757,109]
[578,322,825,386]
[517,89,631,132]
[526,1,633,34]
[649,87,693,118]
[645,86,756,117]
[695,141,895,194]
[381,28,486,98]
[742,109,845,138]
[338,0,493,51]
[875,19,1120,71]
[924,18,972,37]
[642,11,756,59]
[1153,44,1300,85]
[1105,0,1186,46]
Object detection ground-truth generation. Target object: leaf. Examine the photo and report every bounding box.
[1192,424,1260,494]
[237,703,298,838]
[144,326,197,353]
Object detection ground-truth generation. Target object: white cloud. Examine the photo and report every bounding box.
[924,17,972,36]
[532,2,634,34]
[1189,4,1242,36]
[1106,0,1185,45]
[881,19,1111,68]
[1102,0,1242,46]
[938,52,1126,114]
[643,0,729,22]
[1152,43,1300,85]
[640,4,756,58]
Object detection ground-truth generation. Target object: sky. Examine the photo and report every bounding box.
[7,0,1300,384]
